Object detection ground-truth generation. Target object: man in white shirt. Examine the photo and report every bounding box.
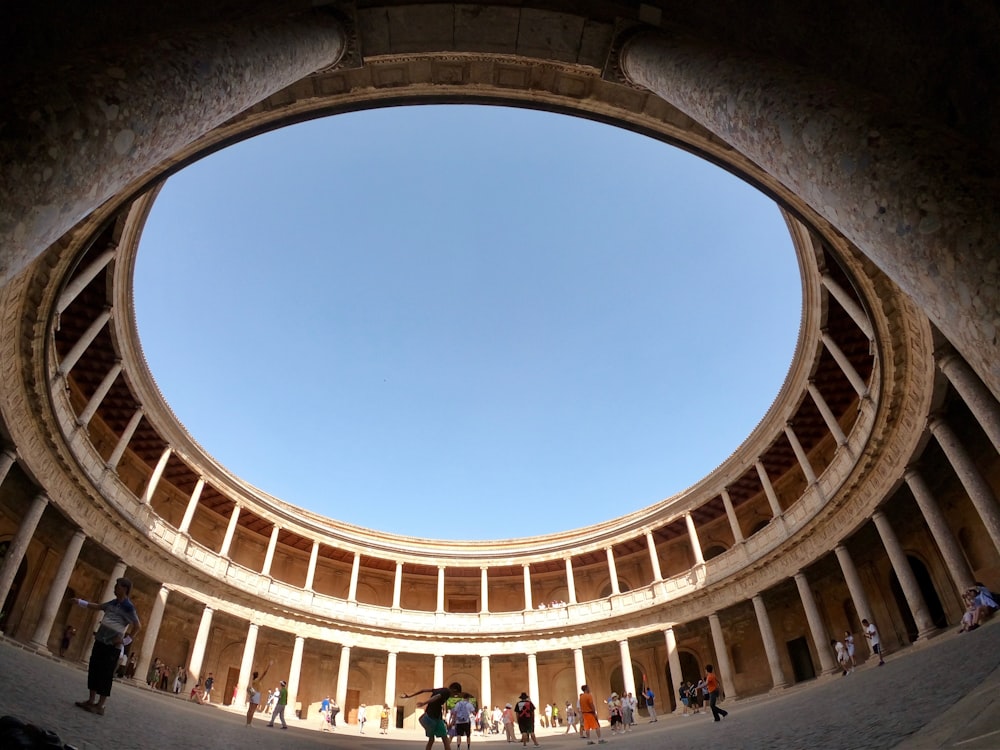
[862,618,885,666]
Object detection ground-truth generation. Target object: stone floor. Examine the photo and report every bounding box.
[2,621,1000,750]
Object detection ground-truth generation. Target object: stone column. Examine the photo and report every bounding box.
[392,562,403,610]
[751,594,788,689]
[708,613,738,699]
[107,408,143,470]
[57,309,111,377]
[807,382,849,445]
[433,655,444,687]
[385,651,398,709]
[793,572,837,674]
[820,272,874,339]
[188,605,214,685]
[336,645,352,709]
[573,647,587,691]
[480,655,492,711]
[304,541,319,591]
[237,622,260,707]
[56,248,116,315]
[141,446,172,504]
[348,552,361,603]
[78,361,122,426]
[606,548,621,594]
[480,567,490,613]
[939,351,1000,455]
[135,584,169,682]
[618,639,637,697]
[720,489,744,544]
[617,26,1000,399]
[930,417,1000,555]
[664,627,683,710]
[835,545,875,653]
[436,566,446,613]
[905,468,974,592]
[0,492,47,620]
[685,514,705,565]
[565,558,578,604]
[30,529,86,650]
[80,559,130,662]
[177,477,205,535]
[288,635,305,712]
[0,7,349,284]
[523,564,533,610]
[527,653,539,705]
[872,510,937,639]
[645,532,663,580]
[219,504,241,557]
[0,449,16,489]
[822,332,870,398]
[755,459,784,519]
[261,525,280,576]
[784,424,818,484]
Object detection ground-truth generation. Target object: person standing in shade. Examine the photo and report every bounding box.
[844,630,857,671]
[358,702,368,733]
[330,698,341,728]
[245,660,272,726]
[70,577,141,716]
[401,681,464,750]
[203,673,215,703]
[514,692,539,748]
[267,680,289,728]
[862,618,886,665]
[578,685,605,745]
[705,665,728,721]
[642,685,657,723]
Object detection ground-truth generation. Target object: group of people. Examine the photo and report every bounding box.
[675,667,727,721]
[831,629,858,675]
[959,583,999,632]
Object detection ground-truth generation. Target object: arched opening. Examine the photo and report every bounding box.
[703,545,728,561]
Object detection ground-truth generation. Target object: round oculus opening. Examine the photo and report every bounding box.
[135,104,802,541]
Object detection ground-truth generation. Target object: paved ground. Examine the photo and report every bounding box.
[2,621,1000,750]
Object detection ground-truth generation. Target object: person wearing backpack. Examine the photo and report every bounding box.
[514,692,539,747]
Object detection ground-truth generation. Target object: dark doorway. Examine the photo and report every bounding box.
[890,555,948,641]
[786,637,815,683]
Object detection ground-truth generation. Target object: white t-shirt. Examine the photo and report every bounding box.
[866,623,880,647]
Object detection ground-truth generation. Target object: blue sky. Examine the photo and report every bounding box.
[134,104,801,541]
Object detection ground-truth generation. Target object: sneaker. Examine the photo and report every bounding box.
[598,741,608,744]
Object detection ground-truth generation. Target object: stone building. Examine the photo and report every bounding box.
[1,0,999,731]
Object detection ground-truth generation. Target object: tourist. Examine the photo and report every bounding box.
[70,577,141,716]
[705,665,728,722]
[564,701,578,733]
[514,691,538,747]
[862,618,885,665]
[502,703,516,742]
[844,630,857,671]
[642,685,657,722]
[380,702,391,734]
[451,693,475,750]
[267,679,289,728]
[832,638,850,675]
[245,660,272,726]
[401,681,463,750]
[578,685,605,745]
[357,702,367,733]
[59,624,76,658]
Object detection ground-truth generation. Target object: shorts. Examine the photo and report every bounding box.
[455,722,471,737]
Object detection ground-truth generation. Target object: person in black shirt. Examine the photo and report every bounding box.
[402,682,463,750]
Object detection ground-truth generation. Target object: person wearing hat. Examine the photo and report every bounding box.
[514,692,539,748]
[267,679,289,728]
[70,577,142,716]
[502,703,516,742]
